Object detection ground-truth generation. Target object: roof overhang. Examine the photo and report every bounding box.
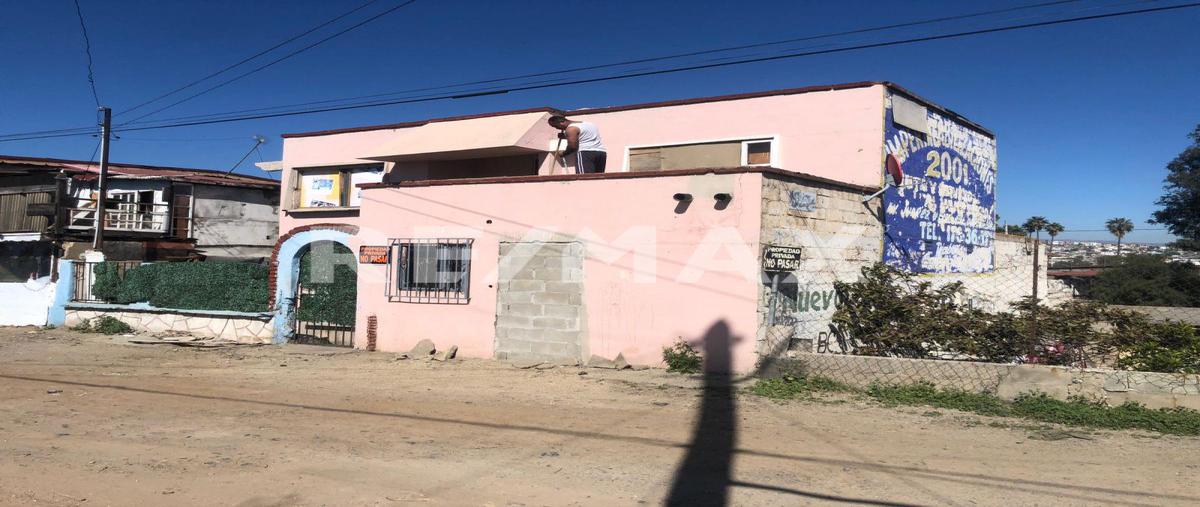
[361,111,558,163]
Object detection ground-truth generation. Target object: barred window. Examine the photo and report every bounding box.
[386,238,473,304]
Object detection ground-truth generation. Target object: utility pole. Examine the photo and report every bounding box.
[92,106,111,251]
[1031,237,1040,301]
[1030,236,1040,344]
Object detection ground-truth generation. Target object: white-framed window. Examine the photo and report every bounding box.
[626,136,778,172]
[386,238,473,304]
[286,164,384,210]
[741,139,775,166]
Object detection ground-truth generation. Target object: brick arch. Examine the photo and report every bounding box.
[267,223,359,308]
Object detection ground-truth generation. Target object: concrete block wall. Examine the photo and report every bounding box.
[757,177,1063,363]
[494,241,586,361]
[756,175,882,360]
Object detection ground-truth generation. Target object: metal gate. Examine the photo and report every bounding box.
[290,242,356,347]
[291,280,354,347]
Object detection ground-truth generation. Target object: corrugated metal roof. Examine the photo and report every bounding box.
[0,154,279,189]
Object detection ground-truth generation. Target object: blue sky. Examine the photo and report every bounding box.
[2,0,1197,243]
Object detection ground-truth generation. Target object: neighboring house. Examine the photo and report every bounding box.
[262,81,1012,372]
[0,154,280,280]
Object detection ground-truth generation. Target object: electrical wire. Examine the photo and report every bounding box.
[3,1,1196,142]
[72,0,101,107]
[0,0,1102,138]
[224,137,266,175]
[114,135,259,143]
[117,0,383,117]
[120,0,420,125]
[109,2,1200,133]
[117,0,1089,126]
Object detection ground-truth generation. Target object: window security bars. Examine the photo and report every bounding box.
[386,238,473,304]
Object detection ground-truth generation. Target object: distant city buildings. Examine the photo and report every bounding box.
[1050,239,1200,266]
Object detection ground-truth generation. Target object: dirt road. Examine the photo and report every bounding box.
[1,327,1197,506]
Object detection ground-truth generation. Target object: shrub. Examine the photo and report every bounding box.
[1107,321,1200,374]
[832,263,1200,373]
[663,339,702,374]
[70,319,92,333]
[832,264,1037,362]
[91,315,133,335]
[70,315,133,335]
[1088,255,1200,307]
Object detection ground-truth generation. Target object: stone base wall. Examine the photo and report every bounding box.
[769,352,1200,411]
[64,307,272,343]
[756,175,884,358]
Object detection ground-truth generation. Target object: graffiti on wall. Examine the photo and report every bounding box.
[883,94,998,274]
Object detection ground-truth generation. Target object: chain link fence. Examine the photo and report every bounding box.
[759,231,1200,387]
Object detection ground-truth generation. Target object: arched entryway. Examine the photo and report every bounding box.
[292,241,357,346]
[270,225,357,345]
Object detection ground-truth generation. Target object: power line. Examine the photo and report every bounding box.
[71,0,101,107]
[120,0,420,125]
[0,0,1149,139]
[3,1,1196,142]
[115,134,262,143]
[118,0,1089,126]
[109,2,1200,132]
[117,0,383,117]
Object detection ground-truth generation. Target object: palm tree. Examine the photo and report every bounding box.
[1045,222,1064,260]
[1022,216,1049,242]
[1106,217,1134,257]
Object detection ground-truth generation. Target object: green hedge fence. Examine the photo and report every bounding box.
[91,261,270,313]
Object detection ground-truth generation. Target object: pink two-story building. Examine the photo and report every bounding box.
[263,81,999,372]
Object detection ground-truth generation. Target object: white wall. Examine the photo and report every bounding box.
[0,277,55,326]
[933,234,1048,313]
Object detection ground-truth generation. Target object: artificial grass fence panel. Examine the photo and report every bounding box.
[91,261,270,313]
[295,252,356,327]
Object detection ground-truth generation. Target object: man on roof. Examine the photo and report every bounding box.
[548,115,606,174]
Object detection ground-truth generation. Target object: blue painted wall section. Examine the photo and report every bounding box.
[272,229,353,344]
[882,93,998,274]
[47,259,74,327]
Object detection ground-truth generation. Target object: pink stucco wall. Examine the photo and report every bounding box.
[278,84,887,235]
[570,85,886,187]
[274,84,892,371]
[278,129,399,235]
[351,172,766,372]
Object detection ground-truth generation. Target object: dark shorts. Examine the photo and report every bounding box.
[575,151,606,174]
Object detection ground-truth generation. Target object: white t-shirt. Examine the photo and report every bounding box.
[571,121,605,152]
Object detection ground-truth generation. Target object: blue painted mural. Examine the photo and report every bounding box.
[882,94,998,274]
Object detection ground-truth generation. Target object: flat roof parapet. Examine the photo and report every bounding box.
[357,166,879,194]
[282,81,992,140]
